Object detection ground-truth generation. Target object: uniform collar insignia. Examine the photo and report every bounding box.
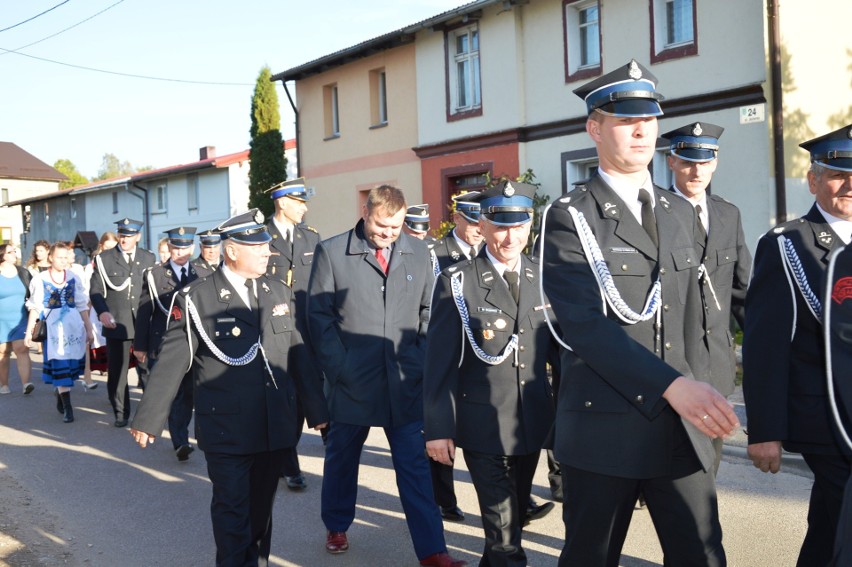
[165,269,172,277]
[604,202,618,217]
[818,231,833,245]
[482,271,494,283]
[451,250,460,260]
[261,282,270,293]
[658,194,672,211]
[219,288,231,299]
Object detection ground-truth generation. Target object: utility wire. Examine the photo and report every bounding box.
[0,47,254,86]
[0,0,72,34]
[0,0,127,55]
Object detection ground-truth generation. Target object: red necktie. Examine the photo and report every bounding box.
[375,248,389,274]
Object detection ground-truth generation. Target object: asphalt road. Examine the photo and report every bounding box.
[0,351,813,566]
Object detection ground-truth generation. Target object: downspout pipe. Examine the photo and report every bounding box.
[280,80,301,177]
[128,183,150,249]
[768,0,786,223]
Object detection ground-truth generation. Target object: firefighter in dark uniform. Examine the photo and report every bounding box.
[661,121,752,475]
[424,180,557,566]
[433,193,483,272]
[134,226,213,462]
[825,232,852,567]
[542,60,739,566]
[89,218,157,427]
[745,124,852,566]
[131,209,328,567]
[194,229,222,272]
[424,194,482,523]
[403,204,437,243]
[264,178,322,491]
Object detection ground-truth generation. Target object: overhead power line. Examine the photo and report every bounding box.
[0,0,72,34]
[0,0,127,55]
[1,48,254,86]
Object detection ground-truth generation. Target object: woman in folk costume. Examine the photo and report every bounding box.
[25,241,93,422]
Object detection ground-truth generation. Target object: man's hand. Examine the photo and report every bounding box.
[313,422,328,431]
[134,350,147,365]
[99,312,117,329]
[748,441,783,474]
[662,376,740,439]
[426,439,455,466]
[130,429,156,448]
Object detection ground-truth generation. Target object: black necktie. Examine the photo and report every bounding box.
[503,271,520,304]
[244,279,258,312]
[696,204,708,242]
[180,267,188,287]
[125,252,133,265]
[638,189,658,247]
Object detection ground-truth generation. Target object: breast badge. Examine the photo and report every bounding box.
[482,329,495,341]
[494,318,507,330]
[232,326,241,337]
[272,303,290,317]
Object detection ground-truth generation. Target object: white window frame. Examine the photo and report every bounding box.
[154,183,168,213]
[651,0,697,61]
[112,191,119,214]
[70,197,77,219]
[324,84,340,139]
[565,1,601,79]
[0,188,8,205]
[369,69,388,127]
[187,172,199,211]
[448,24,481,115]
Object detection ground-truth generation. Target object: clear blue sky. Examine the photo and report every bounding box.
[0,0,461,178]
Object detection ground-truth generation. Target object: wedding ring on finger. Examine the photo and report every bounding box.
[702,414,709,421]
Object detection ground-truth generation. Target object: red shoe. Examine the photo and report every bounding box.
[419,551,468,567]
[325,531,349,554]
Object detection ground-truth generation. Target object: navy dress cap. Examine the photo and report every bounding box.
[214,209,272,244]
[164,226,197,248]
[197,229,222,247]
[405,204,430,233]
[114,218,144,235]
[471,180,536,226]
[800,124,852,172]
[573,59,664,117]
[661,122,725,163]
[452,192,481,223]
[266,178,309,201]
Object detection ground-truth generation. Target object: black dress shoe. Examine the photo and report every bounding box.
[284,473,307,491]
[440,506,465,522]
[175,445,194,462]
[524,498,555,526]
[114,418,129,428]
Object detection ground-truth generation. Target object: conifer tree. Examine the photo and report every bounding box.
[248,66,287,217]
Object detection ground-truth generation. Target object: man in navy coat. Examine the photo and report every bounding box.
[308,185,466,567]
[744,124,852,566]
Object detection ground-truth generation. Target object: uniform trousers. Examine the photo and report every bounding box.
[106,338,132,420]
[321,419,446,560]
[281,400,304,477]
[832,474,852,567]
[430,460,458,509]
[205,448,286,567]
[799,453,852,567]
[464,449,539,567]
[559,434,724,567]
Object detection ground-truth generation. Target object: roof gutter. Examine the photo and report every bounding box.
[129,183,151,250]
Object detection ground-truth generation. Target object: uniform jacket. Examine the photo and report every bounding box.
[683,191,752,397]
[89,246,157,340]
[826,243,852,444]
[307,220,433,428]
[423,254,557,456]
[743,205,850,456]
[131,270,328,454]
[193,256,220,272]
[266,220,321,333]
[542,174,714,477]
[133,260,213,356]
[433,232,475,272]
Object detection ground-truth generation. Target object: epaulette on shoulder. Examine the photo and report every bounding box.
[302,225,318,234]
[770,217,807,235]
[555,183,591,206]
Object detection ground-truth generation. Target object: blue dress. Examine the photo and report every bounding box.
[0,273,27,343]
[27,270,89,388]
